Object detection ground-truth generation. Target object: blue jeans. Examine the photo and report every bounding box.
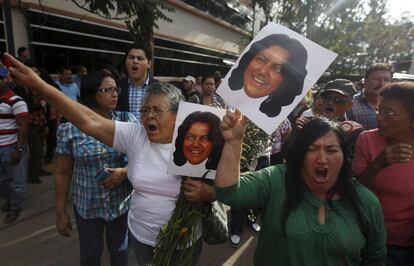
[387,245,414,266]
[74,207,129,266]
[0,144,27,209]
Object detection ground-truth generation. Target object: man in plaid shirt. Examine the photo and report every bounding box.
[116,42,158,121]
[347,63,393,130]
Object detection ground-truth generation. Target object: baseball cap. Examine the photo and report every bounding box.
[183,75,195,83]
[322,79,356,96]
[0,67,8,78]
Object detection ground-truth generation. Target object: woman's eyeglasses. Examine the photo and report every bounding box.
[96,87,121,94]
[139,107,175,117]
[377,108,399,118]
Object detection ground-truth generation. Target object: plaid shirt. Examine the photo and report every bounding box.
[56,111,137,221]
[128,77,150,121]
[346,91,377,130]
[271,119,291,154]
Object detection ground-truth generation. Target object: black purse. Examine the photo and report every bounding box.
[202,200,229,245]
[199,171,229,245]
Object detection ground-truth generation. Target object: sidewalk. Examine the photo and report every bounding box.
[0,164,257,266]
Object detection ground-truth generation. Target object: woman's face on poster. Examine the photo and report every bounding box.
[243,45,290,98]
[183,122,213,165]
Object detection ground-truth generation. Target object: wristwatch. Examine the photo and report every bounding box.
[15,146,24,152]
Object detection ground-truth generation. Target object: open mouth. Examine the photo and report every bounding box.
[146,124,158,133]
[252,75,267,86]
[314,167,328,182]
[131,65,139,71]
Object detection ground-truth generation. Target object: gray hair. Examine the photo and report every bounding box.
[144,82,185,113]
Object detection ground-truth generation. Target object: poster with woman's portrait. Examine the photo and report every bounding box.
[167,101,227,179]
[216,22,337,134]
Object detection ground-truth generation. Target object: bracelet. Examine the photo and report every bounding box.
[15,146,24,152]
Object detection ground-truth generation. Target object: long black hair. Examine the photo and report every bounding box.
[173,111,224,170]
[281,118,367,235]
[80,71,113,108]
[228,34,308,117]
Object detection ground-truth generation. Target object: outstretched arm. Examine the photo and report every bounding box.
[6,53,115,146]
[215,110,247,188]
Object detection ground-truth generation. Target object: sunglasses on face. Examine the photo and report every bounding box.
[321,95,348,105]
[96,86,121,94]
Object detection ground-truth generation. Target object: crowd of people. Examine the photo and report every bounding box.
[0,41,413,266]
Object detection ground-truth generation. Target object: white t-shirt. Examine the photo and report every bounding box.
[113,121,182,246]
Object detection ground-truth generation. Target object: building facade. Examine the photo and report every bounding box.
[1,0,262,79]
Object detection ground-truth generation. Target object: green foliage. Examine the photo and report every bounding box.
[70,0,173,45]
[240,121,270,172]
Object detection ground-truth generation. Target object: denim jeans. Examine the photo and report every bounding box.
[129,233,203,266]
[387,245,414,266]
[74,207,129,266]
[0,144,28,209]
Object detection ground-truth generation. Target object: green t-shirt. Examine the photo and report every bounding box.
[215,164,386,266]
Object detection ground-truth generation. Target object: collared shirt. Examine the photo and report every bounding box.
[128,76,150,121]
[188,93,227,108]
[346,91,377,130]
[56,81,80,101]
[56,111,137,221]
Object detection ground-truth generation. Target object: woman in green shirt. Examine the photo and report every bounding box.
[215,113,386,266]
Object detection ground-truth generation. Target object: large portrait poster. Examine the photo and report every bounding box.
[216,22,337,134]
[167,102,226,179]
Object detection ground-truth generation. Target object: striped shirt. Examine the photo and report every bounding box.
[128,77,149,121]
[0,90,28,147]
[56,111,137,221]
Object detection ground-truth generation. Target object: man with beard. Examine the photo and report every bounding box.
[347,63,393,129]
[116,43,158,121]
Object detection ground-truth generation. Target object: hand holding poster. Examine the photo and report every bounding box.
[217,22,337,134]
[167,101,226,179]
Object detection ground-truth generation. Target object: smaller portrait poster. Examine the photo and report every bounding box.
[167,101,226,179]
[216,22,337,134]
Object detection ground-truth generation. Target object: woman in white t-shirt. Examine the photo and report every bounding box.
[7,54,214,266]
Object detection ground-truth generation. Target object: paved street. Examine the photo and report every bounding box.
[0,164,257,266]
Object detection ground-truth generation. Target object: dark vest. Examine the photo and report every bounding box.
[115,75,158,112]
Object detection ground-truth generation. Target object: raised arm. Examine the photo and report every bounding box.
[215,110,247,188]
[6,53,115,146]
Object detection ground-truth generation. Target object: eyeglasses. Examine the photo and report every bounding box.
[377,108,399,118]
[139,106,175,117]
[321,95,348,105]
[96,86,121,94]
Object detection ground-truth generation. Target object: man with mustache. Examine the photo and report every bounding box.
[116,43,158,121]
[347,63,393,129]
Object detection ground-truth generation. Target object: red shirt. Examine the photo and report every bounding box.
[353,129,414,246]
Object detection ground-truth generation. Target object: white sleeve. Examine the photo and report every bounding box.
[113,121,144,154]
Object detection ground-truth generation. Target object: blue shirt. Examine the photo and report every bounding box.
[128,76,149,121]
[56,111,137,220]
[57,81,80,101]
